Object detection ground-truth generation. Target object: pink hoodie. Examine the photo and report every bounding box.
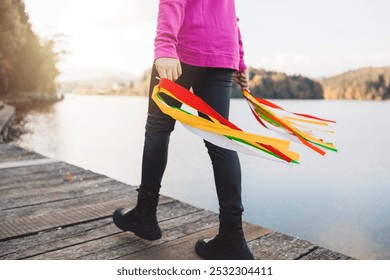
[154,0,246,71]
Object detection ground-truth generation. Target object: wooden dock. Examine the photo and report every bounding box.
[0,101,15,143]
[0,143,354,260]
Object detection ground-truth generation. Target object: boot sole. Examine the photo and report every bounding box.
[195,239,255,260]
[113,208,162,241]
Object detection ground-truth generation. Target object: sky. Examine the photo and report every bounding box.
[23,0,390,81]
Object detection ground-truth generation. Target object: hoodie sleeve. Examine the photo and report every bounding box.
[154,0,187,60]
[237,19,247,72]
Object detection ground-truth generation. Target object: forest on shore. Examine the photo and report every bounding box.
[0,0,59,99]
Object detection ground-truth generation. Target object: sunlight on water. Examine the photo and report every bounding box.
[13,95,390,259]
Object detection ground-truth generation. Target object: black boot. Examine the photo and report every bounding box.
[113,188,162,241]
[195,215,254,260]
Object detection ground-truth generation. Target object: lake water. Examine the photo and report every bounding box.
[11,94,390,260]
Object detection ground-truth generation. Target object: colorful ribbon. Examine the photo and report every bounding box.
[242,89,337,155]
[152,78,337,164]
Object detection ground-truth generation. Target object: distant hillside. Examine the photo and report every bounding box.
[134,68,323,99]
[232,68,323,99]
[58,68,137,83]
[58,77,136,95]
[320,67,390,100]
[59,66,390,100]
[132,69,152,96]
[57,68,138,95]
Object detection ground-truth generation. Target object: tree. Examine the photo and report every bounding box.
[0,0,59,97]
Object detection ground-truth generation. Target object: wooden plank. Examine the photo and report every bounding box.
[0,197,180,259]
[0,170,105,193]
[0,186,176,221]
[26,204,211,259]
[1,175,114,201]
[0,194,176,241]
[0,218,115,260]
[247,232,318,260]
[0,158,59,170]
[0,185,135,220]
[0,162,90,186]
[0,196,192,242]
[0,197,131,241]
[0,175,112,202]
[0,177,122,210]
[60,211,217,260]
[123,227,217,260]
[0,144,44,162]
[123,222,272,260]
[298,247,354,260]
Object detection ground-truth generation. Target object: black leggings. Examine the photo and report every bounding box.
[140,62,244,217]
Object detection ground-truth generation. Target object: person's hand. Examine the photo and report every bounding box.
[154,57,182,81]
[233,69,249,89]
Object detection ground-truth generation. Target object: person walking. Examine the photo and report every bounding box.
[113,0,254,260]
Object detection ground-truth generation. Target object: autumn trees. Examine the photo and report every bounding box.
[0,0,59,97]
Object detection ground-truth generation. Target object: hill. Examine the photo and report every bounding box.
[231,68,323,99]
[58,66,390,100]
[57,68,139,95]
[320,67,390,100]
[131,67,323,99]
